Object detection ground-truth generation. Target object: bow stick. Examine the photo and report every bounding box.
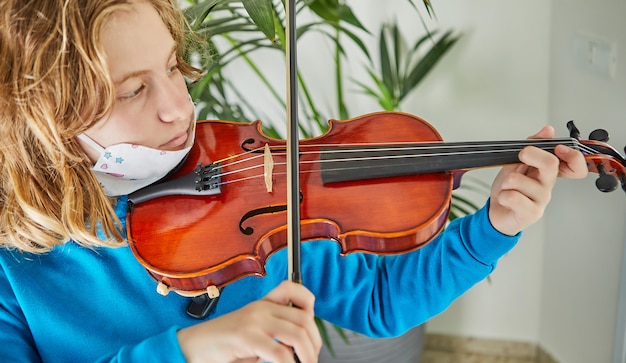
[285,0,303,361]
[285,0,302,286]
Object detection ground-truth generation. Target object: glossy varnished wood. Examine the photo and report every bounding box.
[127,112,452,294]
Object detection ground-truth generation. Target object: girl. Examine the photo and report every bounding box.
[0,0,587,362]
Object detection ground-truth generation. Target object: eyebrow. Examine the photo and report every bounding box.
[113,44,178,85]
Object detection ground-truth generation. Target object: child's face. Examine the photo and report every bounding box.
[78,1,195,163]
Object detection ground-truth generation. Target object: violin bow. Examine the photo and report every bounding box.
[285,0,303,360]
[285,0,302,285]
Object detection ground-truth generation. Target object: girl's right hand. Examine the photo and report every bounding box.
[177,281,321,363]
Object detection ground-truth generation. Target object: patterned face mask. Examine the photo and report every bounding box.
[77,127,195,196]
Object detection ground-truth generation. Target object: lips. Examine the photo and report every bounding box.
[159,132,189,150]
[160,130,189,150]
[159,116,195,150]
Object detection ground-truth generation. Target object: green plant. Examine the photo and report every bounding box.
[179,0,483,355]
[181,0,455,134]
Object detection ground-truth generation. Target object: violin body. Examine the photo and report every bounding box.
[127,112,453,295]
[127,111,626,296]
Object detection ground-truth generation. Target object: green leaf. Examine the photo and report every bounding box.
[334,3,368,32]
[335,24,370,59]
[422,0,437,19]
[332,323,351,344]
[242,0,276,42]
[305,0,368,32]
[354,69,395,111]
[305,0,340,24]
[309,23,370,61]
[401,30,460,104]
[392,23,403,94]
[184,0,221,31]
[379,25,394,99]
[316,318,336,357]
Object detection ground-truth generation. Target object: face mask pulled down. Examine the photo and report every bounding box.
[77,128,194,196]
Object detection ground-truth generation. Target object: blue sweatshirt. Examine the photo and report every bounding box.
[0,197,518,362]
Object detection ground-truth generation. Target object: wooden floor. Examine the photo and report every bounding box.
[317,330,555,363]
[421,334,557,363]
[422,350,539,363]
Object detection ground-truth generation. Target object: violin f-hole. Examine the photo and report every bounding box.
[241,138,259,152]
[239,205,289,235]
[241,138,287,154]
[238,192,304,235]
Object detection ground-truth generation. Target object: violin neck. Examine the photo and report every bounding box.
[320,138,578,184]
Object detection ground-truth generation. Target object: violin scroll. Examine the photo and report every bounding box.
[568,121,626,193]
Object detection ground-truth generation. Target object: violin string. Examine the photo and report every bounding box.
[217,138,588,165]
[208,138,594,187]
[305,139,576,155]
[211,139,590,181]
[214,149,265,168]
[216,139,580,169]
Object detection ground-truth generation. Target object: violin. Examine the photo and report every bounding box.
[126,111,626,297]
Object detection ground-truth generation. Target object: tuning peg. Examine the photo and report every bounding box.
[589,129,610,142]
[595,163,619,192]
[567,120,581,139]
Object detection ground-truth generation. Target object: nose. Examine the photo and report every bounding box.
[156,75,192,123]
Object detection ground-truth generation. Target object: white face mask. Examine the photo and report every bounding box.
[77,126,195,196]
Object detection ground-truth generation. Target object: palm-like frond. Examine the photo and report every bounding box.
[357,25,460,111]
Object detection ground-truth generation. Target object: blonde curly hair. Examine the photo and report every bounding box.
[0,0,201,253]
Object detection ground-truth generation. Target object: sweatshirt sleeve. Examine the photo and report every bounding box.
[302,201,520,338]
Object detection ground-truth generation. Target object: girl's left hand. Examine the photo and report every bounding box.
[488,126,588,236]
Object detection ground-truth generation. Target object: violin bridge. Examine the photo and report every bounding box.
[263,143,274,193]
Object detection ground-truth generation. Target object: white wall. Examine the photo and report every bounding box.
[395,0,554,342]
[542,1,626,362]
[217,0,626,360]
[411,1,626,362]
